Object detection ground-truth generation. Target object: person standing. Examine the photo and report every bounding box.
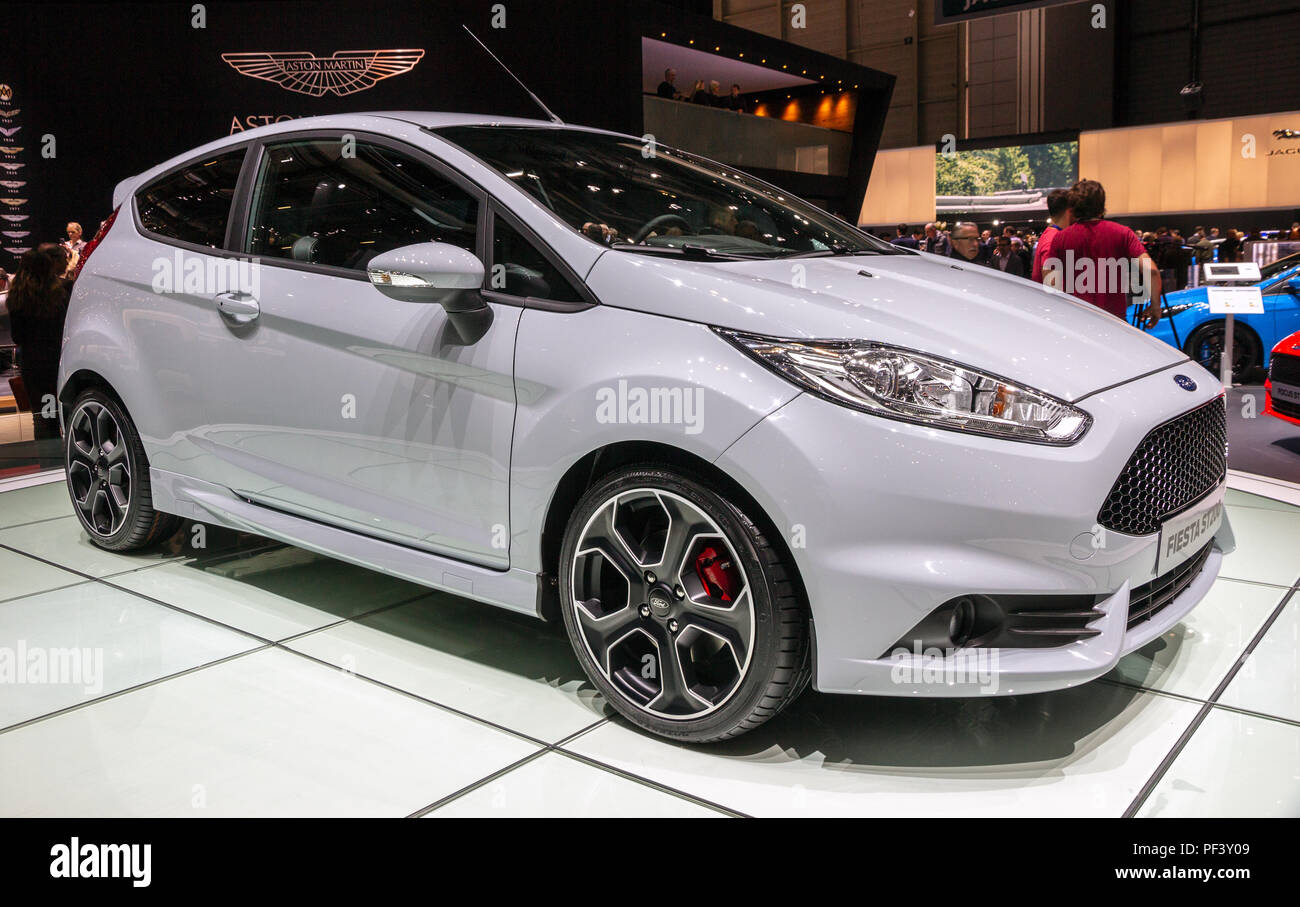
[7,244,73,445]
[1048,179,1161,326]
[63,222,86,256]
[722,84,744,112]
[1032,189,1071,284]
[656,68,681,100]
[991,235,1025,276]
[923,223,950,256]
[892,224,920,249]
[948,222,990,266]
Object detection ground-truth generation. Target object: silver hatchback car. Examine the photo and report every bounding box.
[60,112,1233,742]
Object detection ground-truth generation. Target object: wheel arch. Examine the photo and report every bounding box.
[536,440,809,627]
[59,368,122,410]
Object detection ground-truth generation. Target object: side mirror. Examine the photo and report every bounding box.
[367,241,492,343]
[1287,275,1300,294]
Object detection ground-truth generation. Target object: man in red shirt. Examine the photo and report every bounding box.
[1031,188,1070,284]
[1045,180,1161,327]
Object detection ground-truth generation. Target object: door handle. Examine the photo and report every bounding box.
[215,291,260,324]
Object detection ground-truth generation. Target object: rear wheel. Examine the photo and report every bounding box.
[559,465,809,742]
[1184,321,1261,384]
[65,388,179,550]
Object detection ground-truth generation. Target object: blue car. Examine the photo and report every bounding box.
[1128,251,1300,382]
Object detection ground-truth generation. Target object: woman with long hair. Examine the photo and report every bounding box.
[7,243,72,444]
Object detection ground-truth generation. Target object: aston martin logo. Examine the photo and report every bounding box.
[0,180,25,189]
[0,126,19,138]
[1274,129,1300,140]
[0,198,27,206]
[0,147,21,156]
[0,108,18,119]
[221,49,425,97]
[4,246,30,255]
[0,85,12,102]
[1,214,28,222]
[0,162,23,172]
[2,230,29,238]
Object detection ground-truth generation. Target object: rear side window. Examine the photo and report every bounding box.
[135,149,246,248]
[245,138,479,272]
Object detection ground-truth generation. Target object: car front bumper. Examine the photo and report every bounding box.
[714,363,1233,696]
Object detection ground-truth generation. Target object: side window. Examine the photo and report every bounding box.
[246,138,478,271]
[490,214,583,302]
[135,149,246,247]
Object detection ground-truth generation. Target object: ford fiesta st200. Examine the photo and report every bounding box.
[59,113,1233,742]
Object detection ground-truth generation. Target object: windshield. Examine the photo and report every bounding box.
[435,125,899,260]
[1260,251,1300,283]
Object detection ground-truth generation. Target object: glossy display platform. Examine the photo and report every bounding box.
[0,471,1296,817]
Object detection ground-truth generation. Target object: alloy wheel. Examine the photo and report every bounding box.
[66,400,132,537]
[569,488,755,720]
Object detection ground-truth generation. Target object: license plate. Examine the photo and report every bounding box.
[1273,382,1300,404]
[1157,485,1225,575]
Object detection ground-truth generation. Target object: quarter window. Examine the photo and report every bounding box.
[136,149,246,247]
[246,138,479,271]
[490,214,583,302]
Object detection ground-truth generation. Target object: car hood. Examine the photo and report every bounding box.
[585,250,1187,402]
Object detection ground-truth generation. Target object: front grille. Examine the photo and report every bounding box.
[1269,353,1300,419]
[1126,541,1213,628]
[1097,396,1227,536]
[1270,351,1300,386]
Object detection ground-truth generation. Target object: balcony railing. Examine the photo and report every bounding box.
[643,95,851,177]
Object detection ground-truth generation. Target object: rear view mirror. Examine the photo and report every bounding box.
[367,242,491,343]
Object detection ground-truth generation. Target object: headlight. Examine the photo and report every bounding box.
[716,329,1091,444]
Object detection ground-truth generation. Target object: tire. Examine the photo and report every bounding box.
[1184,321,1261,384]
[64,387,180,551]
[559,465,810,743]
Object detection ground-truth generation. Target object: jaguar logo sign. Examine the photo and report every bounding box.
[221,49,425,97]
[1273,129,1300,140]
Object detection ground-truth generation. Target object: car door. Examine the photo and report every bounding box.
[193,132,519,569]
[117,146,252,479]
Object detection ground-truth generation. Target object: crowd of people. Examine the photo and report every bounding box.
[875,180,1295,324]
[655,68,747,112]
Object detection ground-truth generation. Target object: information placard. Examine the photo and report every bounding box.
[1206,286,1265,314]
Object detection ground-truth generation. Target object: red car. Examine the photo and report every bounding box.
[1265,330,1300,426]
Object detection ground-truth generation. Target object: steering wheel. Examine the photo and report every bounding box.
[631,214,692,244]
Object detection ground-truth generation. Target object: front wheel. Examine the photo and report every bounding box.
[558,465,810,742]
[1184,321,1261,384]
[65,388,180,550]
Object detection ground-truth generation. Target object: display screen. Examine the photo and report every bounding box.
[935,140,1078,214]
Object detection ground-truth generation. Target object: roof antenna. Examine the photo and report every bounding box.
[462,25,564,125]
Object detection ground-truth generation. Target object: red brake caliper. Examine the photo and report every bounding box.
[695,546,739,602]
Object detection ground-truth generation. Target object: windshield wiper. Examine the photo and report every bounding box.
[785,244,907,259]
[608,242,768,261]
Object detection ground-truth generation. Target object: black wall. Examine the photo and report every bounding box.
[1116,0,1300,126]
[1,0,643,262]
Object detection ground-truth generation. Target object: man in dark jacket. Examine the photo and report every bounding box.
[892,224,920,249]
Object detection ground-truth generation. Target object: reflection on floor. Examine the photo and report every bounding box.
[0,475,1296,817]
[1228,385,1300,485]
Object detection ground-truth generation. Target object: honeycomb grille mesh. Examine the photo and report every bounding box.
[1097,396,1227,536]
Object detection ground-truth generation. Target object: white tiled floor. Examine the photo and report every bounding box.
[0,476,1296,817]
